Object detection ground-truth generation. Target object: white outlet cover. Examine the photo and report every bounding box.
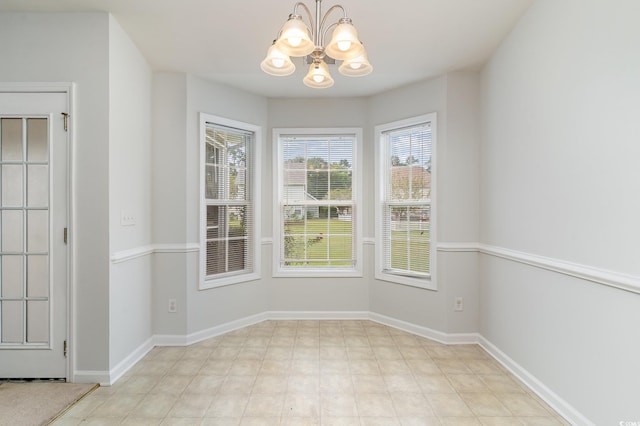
[454,297,463,311]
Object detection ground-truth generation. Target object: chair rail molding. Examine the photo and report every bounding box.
[478,243,640,295]
[434,241,640,294]
[110,243,200,264]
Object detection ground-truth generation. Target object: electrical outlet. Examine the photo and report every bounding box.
[454,297,463,312]
[168,299,177,313]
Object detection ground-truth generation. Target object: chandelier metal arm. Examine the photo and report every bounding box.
[319,4,347,46]
[291,2,315,37]
[319,5,346,32]
[321,21,338,50]
[291,1,349,48]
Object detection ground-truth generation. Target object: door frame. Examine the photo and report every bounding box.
[0,82,75,381]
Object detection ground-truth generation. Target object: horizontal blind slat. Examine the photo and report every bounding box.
[383,121,432,277]
[204,122,254,279]
[279,134,356,269]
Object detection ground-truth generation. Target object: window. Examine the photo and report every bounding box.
[375,114,436,289]
[273,128,362,277]
[200,114,261,289]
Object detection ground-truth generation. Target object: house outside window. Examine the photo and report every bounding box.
[273,128,362,277]
[375,114,436,290]
[200,114,261,289]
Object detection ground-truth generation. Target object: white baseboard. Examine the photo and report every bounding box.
[73,370,111,387]
[369,312,480,345]
[186,312,269,346]
[108,337,155,386]
[75,337,155,386]
[153,333,189,347]
[478,335,592,426]
[269,310,369,320]
[154,312,269,347]
[154,310,477,349]
[154,312,370,347]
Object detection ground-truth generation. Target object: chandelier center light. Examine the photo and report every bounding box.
[260,0,372,89]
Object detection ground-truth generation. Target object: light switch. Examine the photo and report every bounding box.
[120,210,136,226]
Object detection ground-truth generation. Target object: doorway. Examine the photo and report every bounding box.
[0,89,70,379]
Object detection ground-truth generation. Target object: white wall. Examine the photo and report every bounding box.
[185,75,269,333]
[151,73,189,336]
[0,12,111,374]
[265,98,370,313]
[107,15,153,371]
[368,74,481,334]
[480,0,640,424]
[368,80,448,331]
[151,74,270,336]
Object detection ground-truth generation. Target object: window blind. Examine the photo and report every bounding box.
[382,122,432,277]
[279,135,356,269]
[204,123,253,278]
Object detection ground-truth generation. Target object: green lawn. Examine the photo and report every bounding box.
[283,219,430,272]
[284,219,352,266]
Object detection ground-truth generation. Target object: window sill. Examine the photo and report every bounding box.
[200,272,261,290]
[273,268,363,279]
[374,271,437,291]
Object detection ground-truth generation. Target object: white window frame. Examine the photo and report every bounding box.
[273,127,363,278]
[199,113,261,290]
[375,114,437,290]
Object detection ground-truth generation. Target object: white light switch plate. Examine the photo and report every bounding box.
[120,210,136,226]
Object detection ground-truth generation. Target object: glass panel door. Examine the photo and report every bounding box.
[0,117,50,347]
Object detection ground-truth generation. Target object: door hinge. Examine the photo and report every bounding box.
[63,340,68,358]
[63,227,68,244]
[61,112,69,131]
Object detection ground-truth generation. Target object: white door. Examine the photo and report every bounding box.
[0,91,68,378]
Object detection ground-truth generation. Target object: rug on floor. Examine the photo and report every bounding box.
[0,380,98,426]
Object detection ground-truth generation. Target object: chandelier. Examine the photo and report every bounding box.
[260,0,372,89]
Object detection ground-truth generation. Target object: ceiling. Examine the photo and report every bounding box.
[0,0,534,98]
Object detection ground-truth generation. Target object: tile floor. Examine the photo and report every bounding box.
[54,320,569,425]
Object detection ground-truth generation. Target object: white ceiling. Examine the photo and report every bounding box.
[0,0,534,98]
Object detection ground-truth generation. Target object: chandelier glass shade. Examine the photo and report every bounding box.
[261,0,372,89]
[338,51,372,76]
[303,59,334,88]
[324,18,364,61]
[260,43,296,76]
[274,16,315,57]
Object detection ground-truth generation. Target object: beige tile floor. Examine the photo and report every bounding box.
[54,320,569,425]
